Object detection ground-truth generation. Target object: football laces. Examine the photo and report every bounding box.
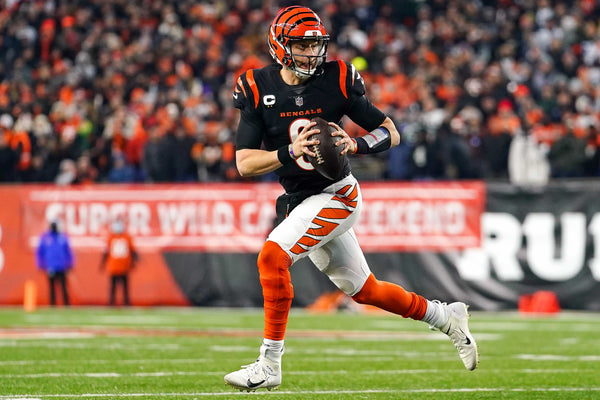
[312,144,324,165]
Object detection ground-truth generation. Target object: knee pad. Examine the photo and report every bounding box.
[258,241,294,303]
[325,266,367,296]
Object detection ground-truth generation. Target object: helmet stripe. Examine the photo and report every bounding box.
[282,13,320,33]
[273,5,303,28]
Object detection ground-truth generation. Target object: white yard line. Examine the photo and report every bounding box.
[0,342,183,350]
[0,359,206,366]
[0,372,202,378]
[1,387,600,398]
[1,368,594,379]
[516,354,600,361]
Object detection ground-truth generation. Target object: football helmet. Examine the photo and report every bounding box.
[268,6,329,79]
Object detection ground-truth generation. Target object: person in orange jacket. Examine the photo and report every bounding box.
[99,219,138,306]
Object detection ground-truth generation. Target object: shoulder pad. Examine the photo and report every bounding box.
[233,69,260,109]
[335,60,366,99]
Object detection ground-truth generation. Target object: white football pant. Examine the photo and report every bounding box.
[267,173,371,296]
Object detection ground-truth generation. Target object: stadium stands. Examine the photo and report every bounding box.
[0,0,598,184]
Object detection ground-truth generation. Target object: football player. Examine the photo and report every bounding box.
[225,5,479,391]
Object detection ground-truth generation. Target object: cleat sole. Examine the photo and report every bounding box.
[225,381,279,392]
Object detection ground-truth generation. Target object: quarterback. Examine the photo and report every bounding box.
[225,5,479,391]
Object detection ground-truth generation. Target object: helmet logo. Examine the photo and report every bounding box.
[304,30,322,37]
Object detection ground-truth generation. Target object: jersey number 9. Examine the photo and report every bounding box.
[290,118,315,171]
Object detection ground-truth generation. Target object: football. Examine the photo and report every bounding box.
[306,117,346,180]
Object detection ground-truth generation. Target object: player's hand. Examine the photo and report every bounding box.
[292,121,319,158]
[329,122,356,155]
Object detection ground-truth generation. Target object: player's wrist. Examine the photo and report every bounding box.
[354,126,391,154]
[288,144,301,159]
[277,145,296,165]
[354,137,369,154]
[350,138,358,154]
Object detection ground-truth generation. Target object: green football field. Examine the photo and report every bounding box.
[0,306,598,399]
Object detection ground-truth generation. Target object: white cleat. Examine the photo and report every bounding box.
[437,302,479,371]
[224,350,282,391]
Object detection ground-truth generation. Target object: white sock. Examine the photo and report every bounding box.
[421,300,448,329]
[261,339,284,363]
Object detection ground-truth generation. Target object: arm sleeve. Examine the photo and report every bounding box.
[235,108,265,150]
[340,61,386,132]
[346,95,386,132]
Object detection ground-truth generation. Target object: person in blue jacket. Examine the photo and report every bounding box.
[36,220,74,306]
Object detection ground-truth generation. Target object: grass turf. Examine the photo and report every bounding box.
[0,306,598,399]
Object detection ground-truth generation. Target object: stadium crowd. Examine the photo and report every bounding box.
[0,0,599,185]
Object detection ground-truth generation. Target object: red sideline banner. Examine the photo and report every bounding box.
[9,181,484,253]
[21,183,283,252]
[0,182,483,306]
[357,182,484,250]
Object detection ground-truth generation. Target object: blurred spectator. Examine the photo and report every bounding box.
[583,126,600,177]
[35,136,65,182]
[0,131,18,181]
[386,132,415,180]
[108,151,136,183]
[487,99,522,137]
[55,158,77,186]
[75,153,98,184]
[548,123,587,178]
[35,220,74,307]
[438,122,478,180]
[388,129,444,180]
[192,121,237,182]
[143,125,171,182]
[173,127,197,182]
[0,0,599,184]
[508,130,550,186]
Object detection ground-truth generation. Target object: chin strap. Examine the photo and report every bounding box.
[292,69,312,79]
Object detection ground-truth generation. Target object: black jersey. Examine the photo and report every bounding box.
[233,60,386,194]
